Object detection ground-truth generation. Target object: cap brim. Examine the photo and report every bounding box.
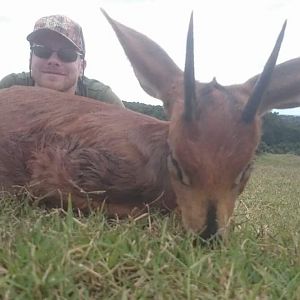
[27,28,82,52]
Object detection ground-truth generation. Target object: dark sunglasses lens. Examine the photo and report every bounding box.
[57,49,79,62]
[32,46,52,59]
[31,45,79,62]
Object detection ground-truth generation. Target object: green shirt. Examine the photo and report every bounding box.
[0,72,124,107]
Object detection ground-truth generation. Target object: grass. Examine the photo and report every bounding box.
[0,153,300,299]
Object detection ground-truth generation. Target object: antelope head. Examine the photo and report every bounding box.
[102,10,300,239]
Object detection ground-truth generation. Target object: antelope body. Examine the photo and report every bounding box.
[1,11,300,239]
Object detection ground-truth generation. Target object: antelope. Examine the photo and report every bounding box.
[1,10,300,240]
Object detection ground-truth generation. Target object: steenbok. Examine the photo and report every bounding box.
[1,10,300,240]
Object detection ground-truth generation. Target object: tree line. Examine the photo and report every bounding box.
[123,101,300,155]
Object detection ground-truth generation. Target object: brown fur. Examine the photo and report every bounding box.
[0,86,175,216]
[1,12,300,239]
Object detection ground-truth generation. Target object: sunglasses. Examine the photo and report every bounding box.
[30,44,83,63]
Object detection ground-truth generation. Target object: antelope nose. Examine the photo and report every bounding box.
[200,204,218,240]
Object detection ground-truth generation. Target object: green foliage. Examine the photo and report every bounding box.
[260,112,300,155]
[123,101,167,120]
[0,154,300,299]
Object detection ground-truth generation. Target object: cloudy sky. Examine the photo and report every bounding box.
[1,0,300,115]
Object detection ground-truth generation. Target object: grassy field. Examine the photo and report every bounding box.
[0,154,300,299]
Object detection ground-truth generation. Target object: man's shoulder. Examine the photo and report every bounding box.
[82,76,124,107]
[0,72,33,89]
[84,77,110,93]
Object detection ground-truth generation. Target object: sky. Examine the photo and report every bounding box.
[1,0,300,115]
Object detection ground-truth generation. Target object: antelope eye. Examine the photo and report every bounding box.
[167,152,191,186]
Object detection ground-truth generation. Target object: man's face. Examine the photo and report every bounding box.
[30,31,85,94]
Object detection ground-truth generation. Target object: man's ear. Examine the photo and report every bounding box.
[80,59,86,76]
[29,52,33,71]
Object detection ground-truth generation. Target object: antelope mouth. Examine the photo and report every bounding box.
[199,203,218,240]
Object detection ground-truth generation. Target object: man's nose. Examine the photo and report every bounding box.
[47,52,61,64]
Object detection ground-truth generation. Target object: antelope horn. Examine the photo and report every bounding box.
[184,12,196,122]
[242,20,287,123]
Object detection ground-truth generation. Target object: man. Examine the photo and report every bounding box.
[0,14,124,107]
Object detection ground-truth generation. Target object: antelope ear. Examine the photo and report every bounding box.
[245,57,300,116]
[101,8,184,116]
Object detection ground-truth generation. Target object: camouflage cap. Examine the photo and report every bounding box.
[27,15,85,54]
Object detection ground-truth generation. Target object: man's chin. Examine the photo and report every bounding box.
[33,76,75,93]
[35,80,65,92]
